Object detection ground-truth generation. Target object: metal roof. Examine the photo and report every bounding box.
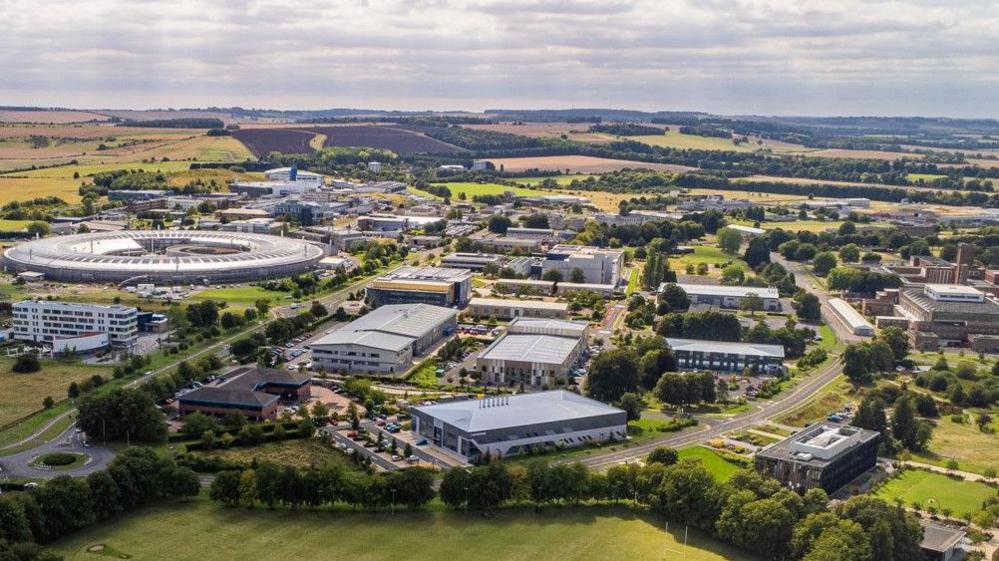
[413,390,623,433]
[672,283,780,299]
[469,298,569,310]
[666,337,785,359]
[480,333,580,364]
[312,304,457,352]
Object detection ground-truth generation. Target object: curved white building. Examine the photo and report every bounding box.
[3,230,324,284]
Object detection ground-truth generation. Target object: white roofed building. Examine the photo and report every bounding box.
[411,390,626,461]
[476,317,588,388]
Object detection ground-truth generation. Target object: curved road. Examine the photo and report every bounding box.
[0,424,115,480]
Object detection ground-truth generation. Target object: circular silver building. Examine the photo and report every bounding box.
[3,230,325,284]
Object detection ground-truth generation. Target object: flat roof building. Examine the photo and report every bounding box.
[311,304,457,375]
[920,523,965,561]
[755,423,880,494]
[441,252,504,272]
[667,337,785,374]
[12,300,138,351]
[896,285,999,350]
[467,297,570,320]
[477,318,588,388]
[366,266,472,308]
[670,283,781,312]
[543,245,624,286]
[411,390,626,461]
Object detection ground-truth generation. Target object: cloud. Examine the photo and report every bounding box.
[0,0,996,116]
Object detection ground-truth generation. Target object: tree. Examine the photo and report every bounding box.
[569,267,586,284]
[852,396,887,432]
[891,396,920,450]
[310,300,328,318]
[740,293,764,313]
[839,243,861,263]
[646,447,679,465]
[487,215,511,234]
[743,237,771,268]
[835,496,924,561]
[877,327,910,362]
[716,227,742,254]
[658,283,689,312]
[843,344,874,385]
[12,353,40,373]
[721,263,745,285]
[541,269,563,282]
[179,411,219,437]
[521,214,549,229]
[26,221,51,237]
[615,392,643,421]
[812,252,838,276]
[585,348,640,402]
[254,299,271,316]
[185,300,220,328]
[651,459,723,530]
[210,470,243,506]
[795,292,822,322]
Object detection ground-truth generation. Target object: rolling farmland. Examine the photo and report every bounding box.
[313,125,464,155]
[231,128,317,157]
[486,155,695,173]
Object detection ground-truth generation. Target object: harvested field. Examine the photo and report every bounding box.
[231,128,317,157]
[793,148,920,160]
[0,177,83,204]
[0,124,193,139]
[463,122,633,144]
[97,109,236,123]
[0,110,110,124]
[486,155,695,173]
[311,125,463,155]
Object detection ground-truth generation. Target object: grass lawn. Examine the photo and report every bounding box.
[678,447,747,482]
[817,324,839,351]
[512,175,594,186]
[190,286,289,309]
[406,358,440,388]
[433,182,548,198]
[875,469,994,517]
[775,375,856,427]
[0,402,74,452]
[625,268,640,295]
[0,358,111,427]
[186,439,356,471]
[53,499,755,561]
[913,415,999,475]
[671,246,747,279]
[0,219,33,232]
[0,176,84,204]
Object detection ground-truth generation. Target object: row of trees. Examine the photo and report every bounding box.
[0,449,198,550]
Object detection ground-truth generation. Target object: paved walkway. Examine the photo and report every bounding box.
[900,460,994,483]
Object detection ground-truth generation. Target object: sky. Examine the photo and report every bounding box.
[1,0,997,117]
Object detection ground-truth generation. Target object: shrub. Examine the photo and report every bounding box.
[40,453,79,466]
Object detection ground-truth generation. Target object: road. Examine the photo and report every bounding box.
[577,355,845,469]
[574,253,849,469]
[1,247,445,478]
[0,424,115,480]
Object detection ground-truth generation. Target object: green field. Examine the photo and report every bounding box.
[186,439,357,470]
[0,358,111,428]
[670,246,747,279]
[625,268,640,295]
[913,415,999,475]
[54,500,754,561]
[512,175,594,186]
[190,286,289,308]
[677,447,747,482]
[775,375,855,427]
[431,182,549,198]
[631,132,755,152]
[875,469,994,517]
[0,219,33,232]
[406,357,440,388]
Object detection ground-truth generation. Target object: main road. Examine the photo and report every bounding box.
[574,252,849,469]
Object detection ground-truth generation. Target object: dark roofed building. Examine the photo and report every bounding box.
[755,423,880,495]
[177,366,311,420]
[920,523,965,561]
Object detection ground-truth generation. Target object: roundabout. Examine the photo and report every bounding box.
[2,230,325,284]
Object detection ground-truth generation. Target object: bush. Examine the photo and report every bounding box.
[12,353,41,373]
[40,453,79,466]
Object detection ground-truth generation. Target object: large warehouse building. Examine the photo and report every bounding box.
[467,297,570,320]
[365,266,472,308]
[311,304,457,375]
[755,423,880,494]
[411,391,627,461]
[477,318,588,388]
[2,231,324,284]
[828,298,875,337]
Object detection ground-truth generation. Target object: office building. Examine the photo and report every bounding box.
[411,390,627,461]
[755,423,880,494]
[542,245,624,286]
[12,300,138,351]
[177,366,311,420]
[671,283,781,312]
[366,266,472,308]
[441,252,504,272]
[273,200,337,226]
[667,338,785,374]
[895,284,999,350]
[311,304,457,375]
[468,298,570,320]
[264,166,324,187]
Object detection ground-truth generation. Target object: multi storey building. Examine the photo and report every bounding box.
[366,266,472,308]
[666,338,785,374]
[12,300,138,351]
[542,245,624,286]
[670,283,781,312]
[755,423,880,494]
[477,318,588,388]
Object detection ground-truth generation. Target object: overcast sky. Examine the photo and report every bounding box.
[2,0,997,117]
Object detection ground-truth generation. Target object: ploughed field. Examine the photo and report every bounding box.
[231,128,317,157]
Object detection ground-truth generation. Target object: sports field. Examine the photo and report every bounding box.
[54,500,754,561]
[875,469,994,517]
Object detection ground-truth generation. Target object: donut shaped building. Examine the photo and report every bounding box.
[3,230,325,284]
